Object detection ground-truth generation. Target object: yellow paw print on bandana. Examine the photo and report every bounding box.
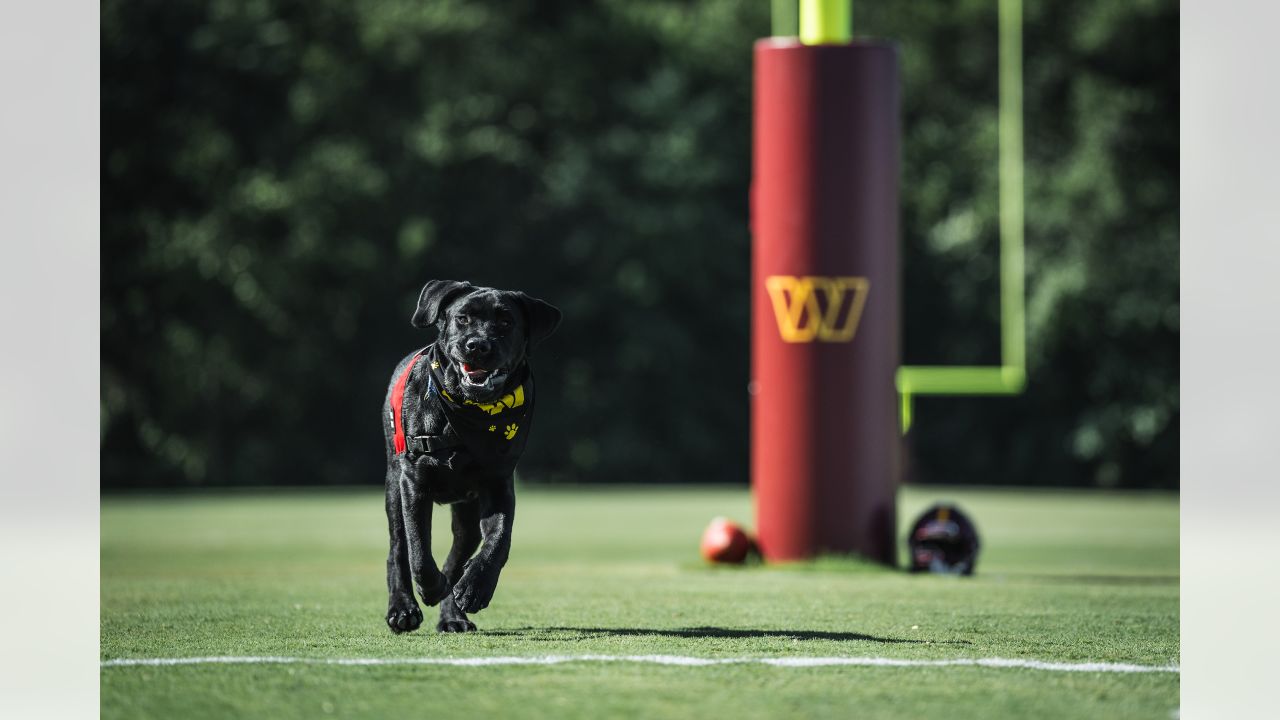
[488,425,497,432]
[504,424,518,440]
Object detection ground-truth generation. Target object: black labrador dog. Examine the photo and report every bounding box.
[382,280,560,633]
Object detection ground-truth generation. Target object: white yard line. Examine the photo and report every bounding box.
[101,654,1179,673]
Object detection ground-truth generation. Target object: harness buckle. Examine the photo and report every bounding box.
[406,432,460,457]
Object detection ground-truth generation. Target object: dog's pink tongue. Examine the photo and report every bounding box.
[461,362,488,378]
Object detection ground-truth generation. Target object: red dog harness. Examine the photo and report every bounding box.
[392,346,531,469]
[390,350,426,455]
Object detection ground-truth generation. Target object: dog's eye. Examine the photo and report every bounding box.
[456,314,471,326]
[496,316,513,329]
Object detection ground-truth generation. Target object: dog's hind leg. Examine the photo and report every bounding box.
[385,465,423,633]
[437,501,482,632]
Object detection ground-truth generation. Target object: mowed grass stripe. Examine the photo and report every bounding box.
[101,653,1179,673]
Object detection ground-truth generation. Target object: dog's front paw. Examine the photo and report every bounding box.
[416,569,450,607]
[386,594,423,634]
[452,560,497,614]
[437,616,477,632]
[436,595,477,633]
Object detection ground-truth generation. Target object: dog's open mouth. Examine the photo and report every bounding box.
[459,361,508,389]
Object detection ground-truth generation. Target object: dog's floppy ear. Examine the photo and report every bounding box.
[411,280,474,328]
[511,292,562,352]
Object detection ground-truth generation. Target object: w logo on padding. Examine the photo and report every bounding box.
[765,275,871,343]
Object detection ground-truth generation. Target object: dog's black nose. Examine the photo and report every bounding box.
[465,338,492,355]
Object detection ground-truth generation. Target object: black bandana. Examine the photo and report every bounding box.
[422,344,534,476]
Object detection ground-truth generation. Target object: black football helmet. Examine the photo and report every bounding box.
[907,504,980,576]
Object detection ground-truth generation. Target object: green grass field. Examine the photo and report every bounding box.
[101,486,1179,719]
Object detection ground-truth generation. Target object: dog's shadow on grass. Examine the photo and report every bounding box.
[483,626,969,646]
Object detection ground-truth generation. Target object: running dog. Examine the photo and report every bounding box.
[382,280,560,633]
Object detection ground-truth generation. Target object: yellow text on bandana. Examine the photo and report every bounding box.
[461,385,525,416]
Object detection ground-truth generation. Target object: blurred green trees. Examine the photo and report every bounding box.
[101,0,1177,489]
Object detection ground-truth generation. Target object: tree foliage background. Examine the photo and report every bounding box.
[101,0,1178,489]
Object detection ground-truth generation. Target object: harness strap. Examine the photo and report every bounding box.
[405,429,462,455]
[390,350,425,455]
[392,348,465,459]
